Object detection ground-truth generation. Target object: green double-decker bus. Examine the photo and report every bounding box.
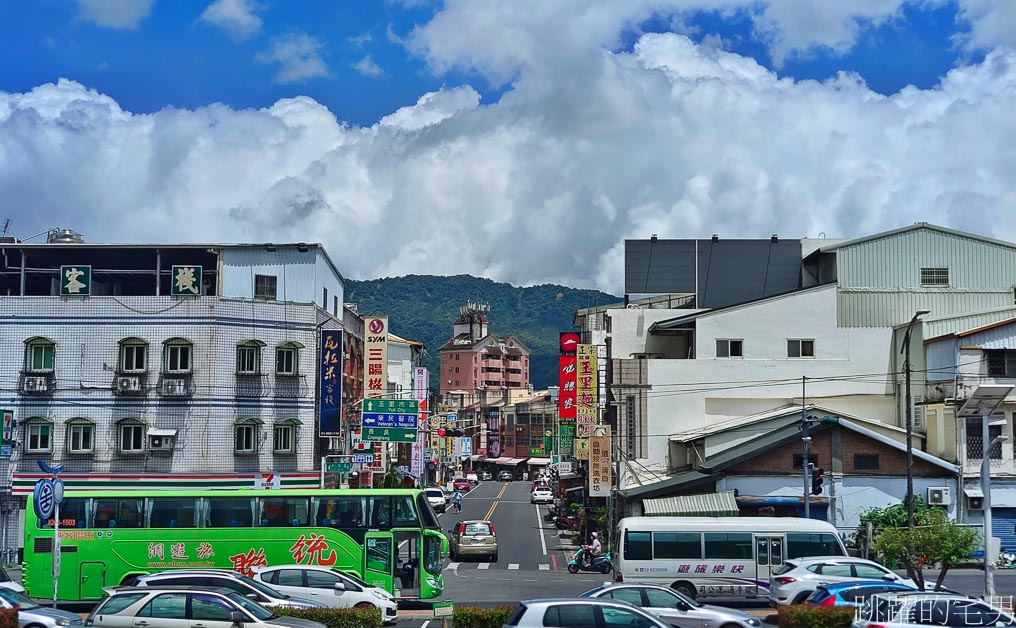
[24,488,447,602]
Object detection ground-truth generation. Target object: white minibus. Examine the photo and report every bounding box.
[613,516,846,600]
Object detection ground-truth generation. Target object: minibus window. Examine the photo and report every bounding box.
[623,531,652,560]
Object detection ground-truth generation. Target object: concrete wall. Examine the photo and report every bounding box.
[220,246,342,306]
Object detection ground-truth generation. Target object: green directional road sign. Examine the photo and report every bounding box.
[362,427,417,443]
[362,399,419,414]
[326,462,352,472]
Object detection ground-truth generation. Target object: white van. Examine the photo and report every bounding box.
[613,516,846,601]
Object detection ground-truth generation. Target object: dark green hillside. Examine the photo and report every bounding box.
[345,275,619,390]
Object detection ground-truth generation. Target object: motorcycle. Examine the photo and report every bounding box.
[567,546,613,574]
[998,549,1016,569]
[553,515,579,531]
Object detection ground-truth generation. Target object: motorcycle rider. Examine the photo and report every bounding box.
[452,490,463,513]
[583,532,602,568]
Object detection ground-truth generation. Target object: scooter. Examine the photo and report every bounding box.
[553,515,579,531]
[567,546,613,574]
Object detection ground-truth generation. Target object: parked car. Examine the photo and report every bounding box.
[805,580,918,608]
[425,487,447,513]
[466,472,479,484]
[504,598,670,628]
[769,557,916,606]
[452,478,471,492]
[0,566,24,594]
[134,569,325,609]
[448,519,498,562]
[251,564,397,621]
[84,585,325,627]
[531,487,554,504]
[478,470,493,481]
[0,586,84,627]
[580,583,762,627]
[499,470,514,481]
[853,591,1016,627]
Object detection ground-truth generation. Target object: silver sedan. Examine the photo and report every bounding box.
[580,583,763,628]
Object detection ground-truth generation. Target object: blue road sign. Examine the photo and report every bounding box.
[352,454,375,464]
[361,412,418,429]
[33,479,54,521]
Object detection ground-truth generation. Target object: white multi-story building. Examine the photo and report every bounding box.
[0,231,346,556]
[577,224,1016,530]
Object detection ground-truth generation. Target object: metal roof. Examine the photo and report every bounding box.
[651,284,835,332]
[642,491,739,517]
[810,223,1016,254]
[619,470,721,499]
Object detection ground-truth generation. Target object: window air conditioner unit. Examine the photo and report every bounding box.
[162,378,188,396]
[968,495,984,511]
[23,376,48,393]
[149,435,174,451]
[116,376,142,393]
[927,486,951,506]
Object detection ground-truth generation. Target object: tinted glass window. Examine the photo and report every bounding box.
[38,497,87,529]
[947,601,1011,626]
[653,533,701,559]
[853,564,891,579]
[818,563,853,577]
[464,523,493,536]
[624,531,652,560]
[276,569,304,587]
[205,497,255,528]
[542,604,597,628]
[262,496,310,527]
[93,498,144,528]
[644,588,681,608]
[844,586,880,603]
[147,497,199,528]
[602,606,656,628]
[787,533,842,558]
[191,593,236,621]
[608,588,643,606]
[307,569,342,589]
[506,605,527,626]
[772,562,797,576]
[704,533,753,559]
[97,593,147,615]
[138,593,187,619]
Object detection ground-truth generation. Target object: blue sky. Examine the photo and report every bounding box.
[0,1,984,126]
[1,1,1014,290]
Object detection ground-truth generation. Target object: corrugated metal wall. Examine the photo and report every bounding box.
[220,248,321,303]
[836,228,1016,327]
[965,325,1016,350]
[924,307,1016,340]
[926,338,960,382]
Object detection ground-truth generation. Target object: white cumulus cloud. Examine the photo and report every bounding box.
[256,33,329,84]
[199,0,263,41]
[353,55,384,77]
[73,0,154,30]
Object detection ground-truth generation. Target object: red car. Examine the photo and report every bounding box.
[453,478,471,492]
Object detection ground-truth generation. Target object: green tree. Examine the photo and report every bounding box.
[854,499,979,590]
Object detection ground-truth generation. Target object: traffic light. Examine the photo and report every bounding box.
[437,427,446,437]
[811,466,825,495]
[448,428,464,437]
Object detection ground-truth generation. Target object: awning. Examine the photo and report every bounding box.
[527,457,551,466]
[484,458,499,463]
[470,455,483,461]
[964,486,984,498]
[147,428,178,437]
[506,458,528,466]
[494,457,512,465]
[642,491,739,517]
[395,467,419,479]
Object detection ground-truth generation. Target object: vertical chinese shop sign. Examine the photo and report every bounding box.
[559,332,579,420]
[319,330,343,435]
[576,344,597,437]
[588,426,611,498]
[363,317,389,399]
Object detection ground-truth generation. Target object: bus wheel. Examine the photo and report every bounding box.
[671,581,696,600]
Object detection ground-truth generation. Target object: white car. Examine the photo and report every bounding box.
[425,487,447,513]
[252,564,398,621]
[0,566,24,594]
[769,556,916,606]
[531,487,554,504]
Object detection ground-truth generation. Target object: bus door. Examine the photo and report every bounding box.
[754,535,784,596]
[364,531,395,596]
[79,560,106,599]
[394,530,420,598]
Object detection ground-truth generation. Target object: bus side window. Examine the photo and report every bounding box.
[262,497,309,527]
[204,498,254,528]
[393,496,418,525]
[148,497,198,528]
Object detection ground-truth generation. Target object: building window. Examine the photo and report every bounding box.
[24,337,55,373]
[966,415,1004,460]
[276,342,302,376]
[986,350,1016,378]
[235,420,260,454]
[333,295,338,317]
[119,338,148,373]
[626,395,637,459]
[25,421,52,453]
[164,339,193,374]
[787,339,815,358]
[274,420,299,454]
[716,339,743,358]
[854,454,879,470]
[792,454,818,469]
[323,287,328,310]
[237,341,263,375]
[119,422,145,453]
[67,420,95,454]
[920,267,949,287]
[455,367,460,373]
[254,274,277,300]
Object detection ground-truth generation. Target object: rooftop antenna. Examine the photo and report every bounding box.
[1,219,9,237]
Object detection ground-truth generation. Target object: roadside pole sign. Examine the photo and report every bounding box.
[33,479,54,521]
[433,601,454,618]
[327,462,352,473]
[351,453,375,464]
[362,427,417,443]
[361,412,418,429]
[363,399,419,414]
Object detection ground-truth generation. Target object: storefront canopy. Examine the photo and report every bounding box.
[642,491,739,517]
[494,457,512,465]
[506,458,528,466]
[527,457,551,466]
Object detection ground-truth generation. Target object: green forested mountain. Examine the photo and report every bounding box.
[346,275,619,390]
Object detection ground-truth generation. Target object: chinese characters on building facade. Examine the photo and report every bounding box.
[576,344,598,437]
[319,330,343,435]
[588,426,611,497]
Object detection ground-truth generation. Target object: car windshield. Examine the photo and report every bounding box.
[426,489,444,498]
[0,567,10,582]
[225,590,276,620]
[0,586,39,609]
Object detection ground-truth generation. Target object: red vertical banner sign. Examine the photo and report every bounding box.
[559,356,577,419]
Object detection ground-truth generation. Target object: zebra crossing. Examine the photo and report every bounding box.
[448,561,556,571]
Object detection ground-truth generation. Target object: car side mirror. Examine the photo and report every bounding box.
[676,601,691,611]
[333,582,346,592]
[230,611,246,623]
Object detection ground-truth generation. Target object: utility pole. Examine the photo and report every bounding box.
[902,310,929,528]
[801,376,810,518]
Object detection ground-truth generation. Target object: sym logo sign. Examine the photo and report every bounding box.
[368,318,386,335]
[559,332,580,355]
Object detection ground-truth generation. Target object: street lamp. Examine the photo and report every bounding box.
[983,431,1008,598]
[902,309,930,528]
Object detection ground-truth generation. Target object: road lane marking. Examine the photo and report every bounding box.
[535,503,547,556]
[508,563,520,570]
[551,554,558,571]
[539,564,550,570]
[421,622,430,628]
[448,562,459,570]
[483,482,508,521]
[477,563,490,570]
